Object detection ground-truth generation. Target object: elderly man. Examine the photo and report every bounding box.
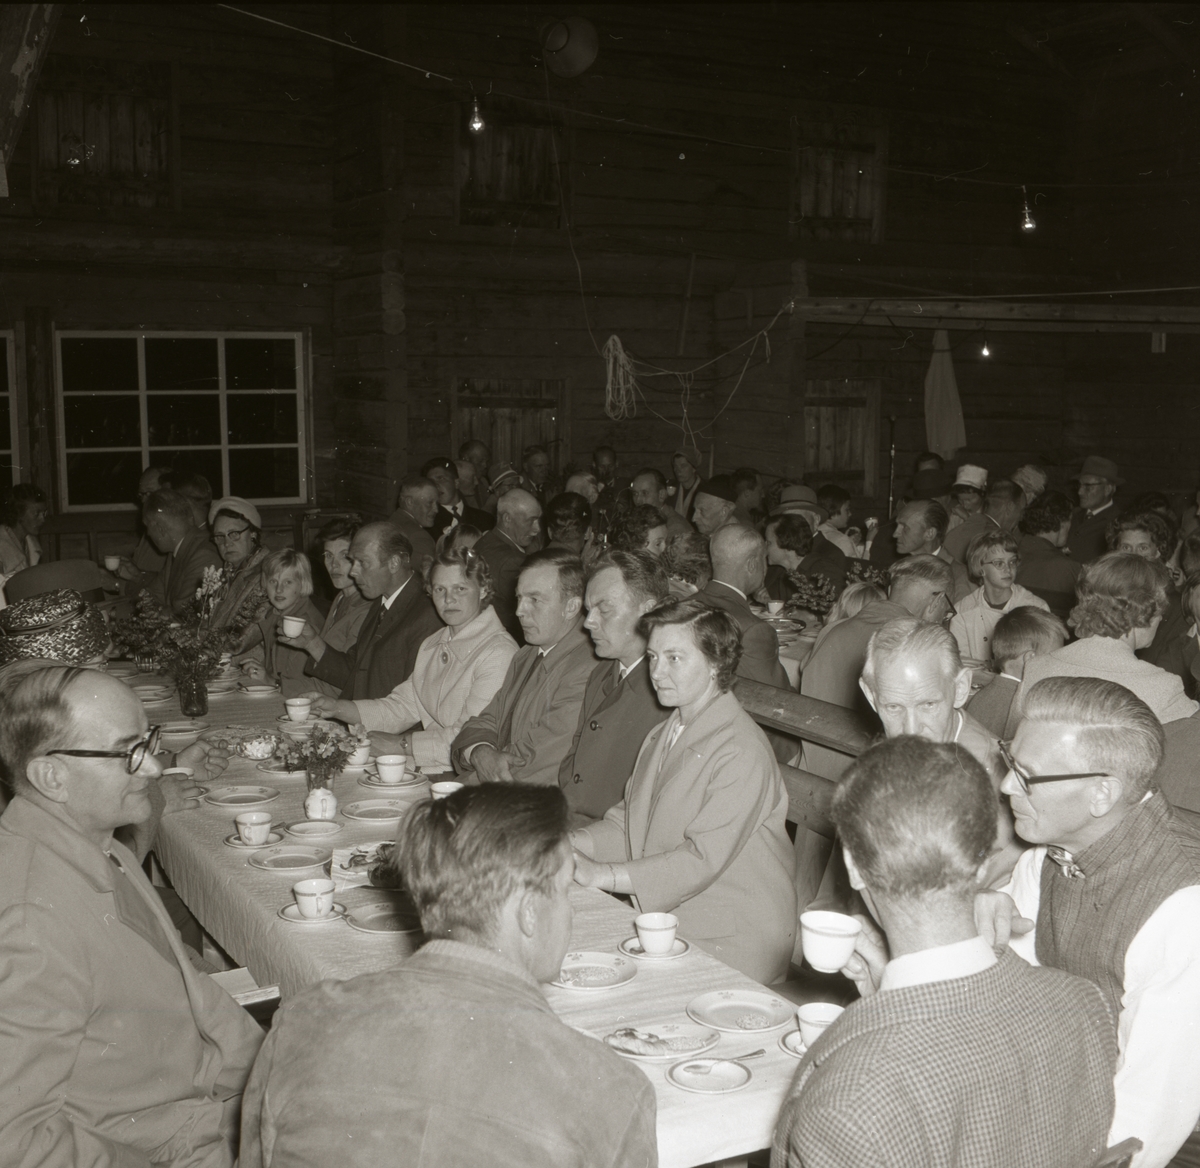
[943,478,1026,564]
[773,736,1116,1168]
[521,444,553,505]
[142,488,223,615]
[452,549,596,787]
[423,456,492,538]
[115,465,169,585]
[631,466,693,538]
[1067,455,1123,564]
[163,470,214,529]
[692,475,755,537]
[0,666,263,1167]
[1016,489,1082,620]
[1000,677,1200,1168]
[289,522,440,701]
[894,498,971,601]
[389,474,439,570]
[561,551,669,824]
[474,488,542,641]
[240,784,657,1167]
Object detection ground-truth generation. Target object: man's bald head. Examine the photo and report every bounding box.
[497,488,543,550]
[710,525,767,595]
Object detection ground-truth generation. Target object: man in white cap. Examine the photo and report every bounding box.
[947,463,987,533]
[1067,456,1123,564]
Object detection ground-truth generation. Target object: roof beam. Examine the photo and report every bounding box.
[0,4,60,197]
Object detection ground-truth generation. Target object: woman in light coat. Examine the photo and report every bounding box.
[309,547,517,770]
[572,597,797,983]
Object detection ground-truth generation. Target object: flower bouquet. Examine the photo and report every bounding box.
[784,570,841,619]
[281,725,357,793]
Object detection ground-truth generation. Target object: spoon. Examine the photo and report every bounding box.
[679,1048,766,1074]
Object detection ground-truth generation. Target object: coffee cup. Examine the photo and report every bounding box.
[430,780,464,800]
[347,743,371,768]
[281,615,307,638]
[796,1001,844,1048]
[103,555,121,571]
[800,909,863,973]
[292,877,336,919]
[161,766,194,780]
[376,754,407,784]
[767,600,784,615]
[284,698,312,723]
[634,911,678,955]
[235,810,273,845]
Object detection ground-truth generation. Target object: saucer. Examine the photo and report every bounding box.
[618,936,691,961]
[277,903,348,925]
[779,1030,807,1058]
[285,820,342,839]
[223,831,283,848]
[358,772,423,790]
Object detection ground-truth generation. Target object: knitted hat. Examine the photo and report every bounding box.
[0,589,109,666]
[673,447,703,471]
[208,496,262,529]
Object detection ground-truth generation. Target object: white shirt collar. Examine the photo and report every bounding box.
[717,581,747,601]
[618,654,645,682]
[879,935,997,993]
[381,577,410,610]
[1087,500,1115,519]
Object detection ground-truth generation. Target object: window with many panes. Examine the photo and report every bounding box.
[0,333,22,485]
[56,332,307,511]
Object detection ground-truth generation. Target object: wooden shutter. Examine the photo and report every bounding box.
[453,378,566,471]
[803,379,881,497]
[790,115,887,244]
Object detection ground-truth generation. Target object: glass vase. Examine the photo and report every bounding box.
[176,673,209,718]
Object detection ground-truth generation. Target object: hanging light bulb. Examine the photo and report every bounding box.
[981,331,990,358]
[1020,185,1036,232]
[469,97,485,134]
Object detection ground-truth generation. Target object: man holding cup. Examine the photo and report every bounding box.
[772,736,1116,1168]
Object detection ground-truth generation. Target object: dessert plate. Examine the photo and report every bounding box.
[203,785,281,807]
[344,900,422,934]
[247,843,332,872]
[285,820,342,839]
[666,1058,752,1094]
[685,989,793,1033]
[552,951,636,991]
[342,799,408,822]
[603,1022,719,1061]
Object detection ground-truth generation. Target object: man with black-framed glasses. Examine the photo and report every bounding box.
[0,666,262,1167]
[995,676,1200,1168]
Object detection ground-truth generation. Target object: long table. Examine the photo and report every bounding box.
[151,683,811,1168]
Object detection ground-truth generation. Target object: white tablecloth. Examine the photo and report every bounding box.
[151,684,806,1168]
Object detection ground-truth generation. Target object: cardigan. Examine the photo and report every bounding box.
[355,606,518,769]
[948,582,1049,663]
[577,690,796,983]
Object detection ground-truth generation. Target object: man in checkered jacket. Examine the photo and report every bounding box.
[772,736,1116,1168]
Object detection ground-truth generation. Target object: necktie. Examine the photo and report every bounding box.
[1046,845,1085,880]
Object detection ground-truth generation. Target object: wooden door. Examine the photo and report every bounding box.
[452,378,566,474]
[803,379,880,497]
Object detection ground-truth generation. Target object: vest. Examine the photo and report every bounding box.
[1037,791,1200,1019]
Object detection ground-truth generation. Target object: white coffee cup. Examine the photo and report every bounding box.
[347,743,371,768]
[292,877,336,919]
[281,615,307,638]
[430,780,464,800]
[235,810,273,845]
[634,911,678,955]
[800,909,863,973]
[796,1001,844,1048]
[376,754,407,784]
[767,600,784,615]
[284,698,312,723]
[161,766,194,781]
[104,555,121,571]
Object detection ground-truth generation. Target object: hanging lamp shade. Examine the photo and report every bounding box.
[541,17,598,77]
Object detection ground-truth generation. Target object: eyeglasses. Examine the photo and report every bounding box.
[931,591,957,620]
[980,558,1020,571]
[213,527,252,544]
[998,739,1109,794]
[48,726,162,774]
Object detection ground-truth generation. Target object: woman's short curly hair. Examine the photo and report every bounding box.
[609,504,667,554]
[426,545,493,604]
[1105,510,1175,562]
[1069,552,1170,639]
[639,597,742,692]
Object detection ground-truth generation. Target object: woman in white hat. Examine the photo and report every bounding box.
[208,497,271,629]
[947,464,987,533]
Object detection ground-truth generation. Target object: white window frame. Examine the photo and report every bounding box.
[0,332,20,486]
[54,330,308,513]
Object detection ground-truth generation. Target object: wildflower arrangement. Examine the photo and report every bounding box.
[847,559,889,591]
[783,570,841,618]
[282,725,357,791]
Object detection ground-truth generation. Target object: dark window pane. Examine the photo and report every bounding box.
[0,399,10,452]
[227,393,298,444]
[225,338,297,389]
[0,339,8,393]
[66,451,145,506]
[145,338,218,391]
[65,394,140,448]
[230,447,299,499]
[61,337,138,392]
[147,394,220,446]
[149,448,224,495]
[0,453,12,483]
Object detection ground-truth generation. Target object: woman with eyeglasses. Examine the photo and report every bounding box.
[305,547,517,770]
[207,497,270,629]
[950,530,1049,667]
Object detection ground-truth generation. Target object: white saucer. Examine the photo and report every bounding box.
[779,1030,807,1058]
[358,772,424,790]
[285,820,342,839]
[618,936,691,961]
[223,831,283,848]
[277,903,348,925]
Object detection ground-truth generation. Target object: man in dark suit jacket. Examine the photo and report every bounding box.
[560,551,669,825]
[1065,454,1122,564]
[388,476,438,572]
[141,489,223,615]
[286,521,441,701]
[1016,489,1081,621]
[422,457,493,538]
[772,737,1116,1168]
[474,489,542,642]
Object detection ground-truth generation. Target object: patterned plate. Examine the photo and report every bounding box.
[246,843,332,872]
[603,1022,719,1061]
[686,989,792,1033]
[552,951,637,991]
[341,799,408,822]
[344,900,422,934]
[203,785,281,807]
